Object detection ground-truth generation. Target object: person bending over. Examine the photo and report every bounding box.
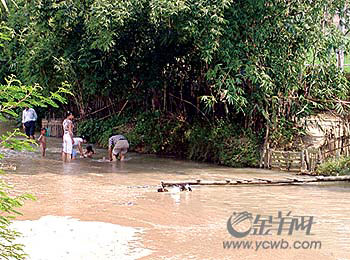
[108,135,129,161]
[84,145,95,158]
[71,137,87,159]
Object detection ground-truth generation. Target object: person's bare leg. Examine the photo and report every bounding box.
[62,152,71,162]
[120,153,125,161]
[78,144,84,157]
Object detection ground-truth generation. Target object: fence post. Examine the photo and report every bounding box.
[301,150,306,172]
[305,149,310,171]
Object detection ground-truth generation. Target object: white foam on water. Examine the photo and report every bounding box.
[11,215,152,260]
[94,159,111,163]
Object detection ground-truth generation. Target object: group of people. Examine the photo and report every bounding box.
[22,108,129,162]
[61,112,94,162]
[61,112,129,162]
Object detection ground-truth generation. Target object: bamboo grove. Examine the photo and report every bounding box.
[1,0,350,162]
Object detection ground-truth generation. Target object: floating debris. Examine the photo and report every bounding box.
[157,182,192,192]
[157,186,168,192]
[0,163,17,171]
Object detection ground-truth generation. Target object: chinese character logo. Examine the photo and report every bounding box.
[227,211,315,238]
[227,211,253,238]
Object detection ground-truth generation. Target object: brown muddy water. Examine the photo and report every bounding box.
[1,128,350,259]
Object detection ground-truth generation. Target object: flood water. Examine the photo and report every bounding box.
[1,127,350,259]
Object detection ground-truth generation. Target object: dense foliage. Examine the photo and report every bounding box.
[78,111,261,167]
[1,0,350,161]
[316,156,350,176]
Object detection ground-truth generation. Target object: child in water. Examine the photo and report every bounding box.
[71,137,89,159]
[84,145,95,158]
[37,128,47,157]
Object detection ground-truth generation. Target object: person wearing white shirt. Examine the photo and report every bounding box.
[62,112,74,162]
[71,137,87,159]
[22,107,38,139]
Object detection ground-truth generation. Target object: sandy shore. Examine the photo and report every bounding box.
[11,216,151,260]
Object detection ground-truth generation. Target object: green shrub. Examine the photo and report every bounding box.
[186,121,261,167]
[316,156,350,176]
[78,112,262,167]
[78,111,190,157]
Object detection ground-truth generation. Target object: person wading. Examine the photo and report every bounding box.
[108,134,129,161]
[22,107,37,139]
[62,112,75,162]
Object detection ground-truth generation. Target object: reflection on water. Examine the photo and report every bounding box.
[1,135,350,259]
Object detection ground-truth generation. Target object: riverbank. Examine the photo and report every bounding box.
[77,111,262,168]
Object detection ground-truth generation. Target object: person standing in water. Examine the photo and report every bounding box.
[108,134,129,161]
[22,107,37,139]
[37,128,47,157]
[62,112,75,162]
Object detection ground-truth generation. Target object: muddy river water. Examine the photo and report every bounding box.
[1,132,350,260]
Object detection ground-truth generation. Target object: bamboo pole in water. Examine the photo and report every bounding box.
[161,175,350,187]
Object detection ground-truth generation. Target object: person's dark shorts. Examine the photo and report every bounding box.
[24,121,35,137]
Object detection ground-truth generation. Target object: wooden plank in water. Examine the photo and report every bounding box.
[225,179,238,185]
[253,178,273,183]
[160,175,350,188]
[286,177,318,183]
[268,179,294,184]
[321,175,350,181]
[199,180,230,185]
